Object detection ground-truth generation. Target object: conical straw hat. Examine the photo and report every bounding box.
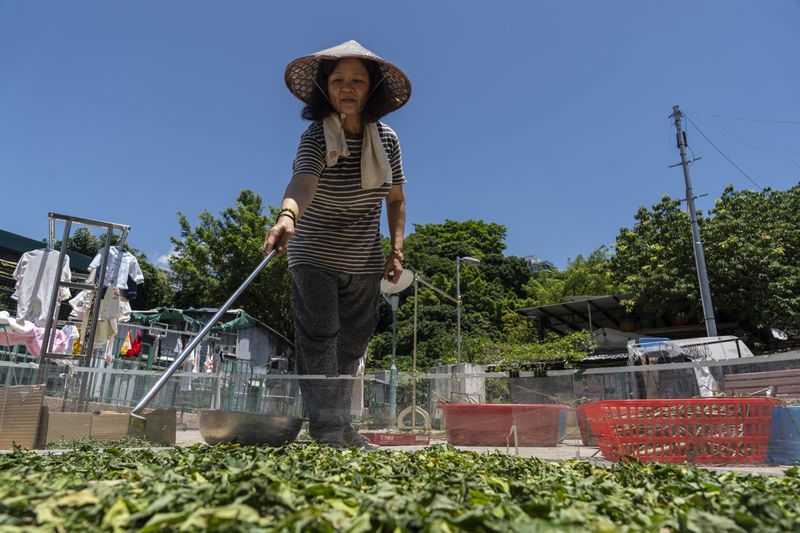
[285,40,412,113]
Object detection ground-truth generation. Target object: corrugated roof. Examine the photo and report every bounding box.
[516,294,635,334]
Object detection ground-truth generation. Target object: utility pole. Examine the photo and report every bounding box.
[670,105,718,337]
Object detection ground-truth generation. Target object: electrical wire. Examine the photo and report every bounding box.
[690,110,800,127]
[684,114,764,191]
[691,113,800,166]
[727,116,800,126]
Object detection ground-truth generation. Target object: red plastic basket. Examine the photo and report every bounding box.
[440,404,566,446]
[575,407,598,446]
[577,398,779,463]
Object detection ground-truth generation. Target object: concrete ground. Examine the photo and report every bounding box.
[174,429,791,476]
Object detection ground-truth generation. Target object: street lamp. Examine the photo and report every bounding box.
[456,256,480,363]
[380,269,414,427]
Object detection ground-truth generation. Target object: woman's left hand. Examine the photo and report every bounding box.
[383,251,404,284]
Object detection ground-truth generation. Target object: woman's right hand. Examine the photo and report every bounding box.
[263,216,295,256]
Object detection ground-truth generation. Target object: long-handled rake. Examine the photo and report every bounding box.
[129,250,277,431]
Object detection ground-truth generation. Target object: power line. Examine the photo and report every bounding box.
[691,111,800,127]
[683,114,764,191]
[726,116,800,127]
[691,112,800,168]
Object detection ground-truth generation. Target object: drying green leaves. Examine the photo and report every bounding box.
[0,444,798,532]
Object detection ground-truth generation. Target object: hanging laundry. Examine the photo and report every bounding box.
[0,329,34,352]
[191,345,200,373]
[103,339,114,365]
[122,275,140,302]
[179,338,195,393]
[0,311,35,334]
[120,331,132,356]
[1,326,69,357]
[204,344,214,373]
[90,246,145,290]
[118,294,132,321]
[68,290,87,321]
[61,324,80,354]
[12,249,72,325]
[99,288,124,321]
[30,327,69,356]
[152,334,161,363]
[92,288,125,347]
[173,337,183,356]
[128,332,142,357]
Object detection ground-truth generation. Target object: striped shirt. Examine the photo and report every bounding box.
[288,121,406,274]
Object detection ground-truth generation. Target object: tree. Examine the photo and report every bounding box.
[66,227,106,257]
[607,184,800,349]
[404,219,522,343]
[135,260,174,310]
[703,185,800,347]
[524,247,615,307]
[169,190,292,336]
[368,220,537,370]
[405,219,509,268]
[609,196,700,319]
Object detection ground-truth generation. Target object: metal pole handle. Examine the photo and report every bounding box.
[130,250,277,420]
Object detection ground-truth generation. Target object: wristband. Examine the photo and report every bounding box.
[390,248,404,262]
[276,208,298,226]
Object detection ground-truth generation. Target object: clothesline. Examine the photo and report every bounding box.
[119,321,220,340]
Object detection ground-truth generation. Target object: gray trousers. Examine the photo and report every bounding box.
[290,265,380,438]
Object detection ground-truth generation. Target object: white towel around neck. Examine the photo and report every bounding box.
[322,113,391,189]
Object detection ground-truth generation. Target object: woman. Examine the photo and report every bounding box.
[263,41,411,448]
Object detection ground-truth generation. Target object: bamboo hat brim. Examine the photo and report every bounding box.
[284,40,412,113]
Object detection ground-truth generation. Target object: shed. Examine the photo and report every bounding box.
[185,308,293,368]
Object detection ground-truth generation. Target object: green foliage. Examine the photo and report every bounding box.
[525,247,615,306]
[169,190,293,337]
[471,331,595,369]
[65,227,108,256]
[369,220,539,371]
[609,184,800,348]
[135,259,174,310]
[704,185,800,344]
[0,444,798,531]
[609,196,699,318]
[46,435,155,450]
[405,219,509,265]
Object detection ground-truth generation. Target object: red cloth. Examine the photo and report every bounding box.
[128,332,142,357]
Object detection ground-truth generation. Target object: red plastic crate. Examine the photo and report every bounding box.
[360,432,430,446]
[575,407,598,446]
[440,404,566,446]
[577,398,780,463]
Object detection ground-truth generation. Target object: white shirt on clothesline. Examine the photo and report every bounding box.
[89,246,144,290]
[12,249,71,325]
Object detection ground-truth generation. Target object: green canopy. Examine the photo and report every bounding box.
[215,310,257,332]
[0,229,93,272]
[128,307,205,327]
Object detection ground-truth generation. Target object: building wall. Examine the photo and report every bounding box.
[236,326,288,367]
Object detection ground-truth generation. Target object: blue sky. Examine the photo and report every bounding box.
[1,1,799,269]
